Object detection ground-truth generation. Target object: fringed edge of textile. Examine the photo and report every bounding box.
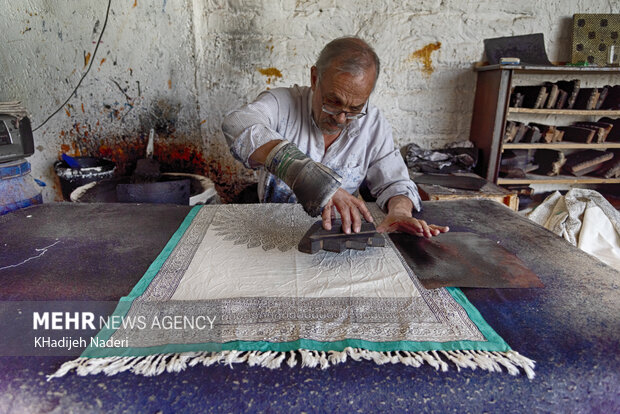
[47,348,535,380]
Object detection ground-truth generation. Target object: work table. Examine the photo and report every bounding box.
[0,200,618,412]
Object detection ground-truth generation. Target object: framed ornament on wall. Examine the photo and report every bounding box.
[571,14,619,66]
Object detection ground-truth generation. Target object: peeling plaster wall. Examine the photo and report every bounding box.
[0,1,204,201]
[0,0,617,202]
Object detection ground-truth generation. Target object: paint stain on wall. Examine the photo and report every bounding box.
[258,67,282,77]
[204,141,257,203]
[154,143,207,174]
[59,129,204,176]
[53,96,255,203]
[57,99,195,179]
[258,67,283,85]
[138,98,179,135]
[55,129,253,203]
[408,42,441,76]
[55,130,249,201]
[84,52,91,68]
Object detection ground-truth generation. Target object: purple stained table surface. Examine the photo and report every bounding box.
[0,200,618,413]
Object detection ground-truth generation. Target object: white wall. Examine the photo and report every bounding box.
[0,0,617,201]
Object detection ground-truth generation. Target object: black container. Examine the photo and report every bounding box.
[116,178,191,205]
[54,157,116,200]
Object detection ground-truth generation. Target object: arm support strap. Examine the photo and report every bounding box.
[264,140,342,217]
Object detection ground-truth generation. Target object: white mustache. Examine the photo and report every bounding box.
[327,118,347,129]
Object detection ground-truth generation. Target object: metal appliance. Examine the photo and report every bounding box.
[0,114,34,163]
[0,110,43,215]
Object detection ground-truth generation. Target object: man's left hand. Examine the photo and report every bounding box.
[376,214,449,238]
[376,195,449,238]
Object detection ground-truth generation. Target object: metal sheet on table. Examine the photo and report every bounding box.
[390,232,544,289]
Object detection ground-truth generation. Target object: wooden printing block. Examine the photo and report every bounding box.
[572,121,613,143]
[503,121,518,143]
[528,123,556,143]
[523,125,542,143]
[555,89,568,109]
[298,219,385,254]
[595,85,610,110]
[572,87,600,110]
[510,92,524,108]
[557,126,596,143]
[556,79,580,109]
[600,85,620,110]
[602,157,620,178]
[512,123,529,143]
[512,85,547,109]
[563,149,614,176]
[598,117,620,142]
[544,82,559,109]
[534,149,566,176]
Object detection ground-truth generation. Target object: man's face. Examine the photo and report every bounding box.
[310,64,375,136]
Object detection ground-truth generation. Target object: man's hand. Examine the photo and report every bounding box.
[376,214,449,238]
[321,188,374,234]
[376,195,449,238]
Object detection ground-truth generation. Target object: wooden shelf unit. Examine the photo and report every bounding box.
[469,64,620,187]
[508,108,620,116]
[498,175,620,185]
[503,142,620,150]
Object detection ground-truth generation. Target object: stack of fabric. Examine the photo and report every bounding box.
[528,189,620,269]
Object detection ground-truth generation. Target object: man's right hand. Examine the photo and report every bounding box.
[321,188,374,234]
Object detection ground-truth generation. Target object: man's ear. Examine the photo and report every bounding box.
[310,66,318,91]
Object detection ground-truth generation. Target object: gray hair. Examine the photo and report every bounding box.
[315,37,380,85]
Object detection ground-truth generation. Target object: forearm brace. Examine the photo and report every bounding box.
[264,141,342,217]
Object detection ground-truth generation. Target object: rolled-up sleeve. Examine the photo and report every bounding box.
[364,119,422,212]
[221,92,284,169]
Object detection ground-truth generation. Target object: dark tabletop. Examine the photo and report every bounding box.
[0,200,618,413]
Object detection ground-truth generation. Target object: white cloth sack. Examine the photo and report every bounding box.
[527,189,620,270]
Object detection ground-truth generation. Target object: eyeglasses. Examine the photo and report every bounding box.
[321,103,367,120]
[317,79,368,120]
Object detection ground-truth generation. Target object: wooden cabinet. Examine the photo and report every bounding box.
[469,64,620,187]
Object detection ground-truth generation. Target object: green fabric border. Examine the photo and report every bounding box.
[82,206,511,358]
[125,205,203,300]
[82,205,202,357]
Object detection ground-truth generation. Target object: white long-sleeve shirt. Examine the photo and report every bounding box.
[222,85,421,212]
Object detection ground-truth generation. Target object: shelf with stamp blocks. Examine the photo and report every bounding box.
[469,64,620,187]
[501,117,620,185]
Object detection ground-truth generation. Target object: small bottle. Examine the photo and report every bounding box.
[608,45,617,66]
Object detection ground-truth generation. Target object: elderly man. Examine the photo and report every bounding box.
[222,37,448,238]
